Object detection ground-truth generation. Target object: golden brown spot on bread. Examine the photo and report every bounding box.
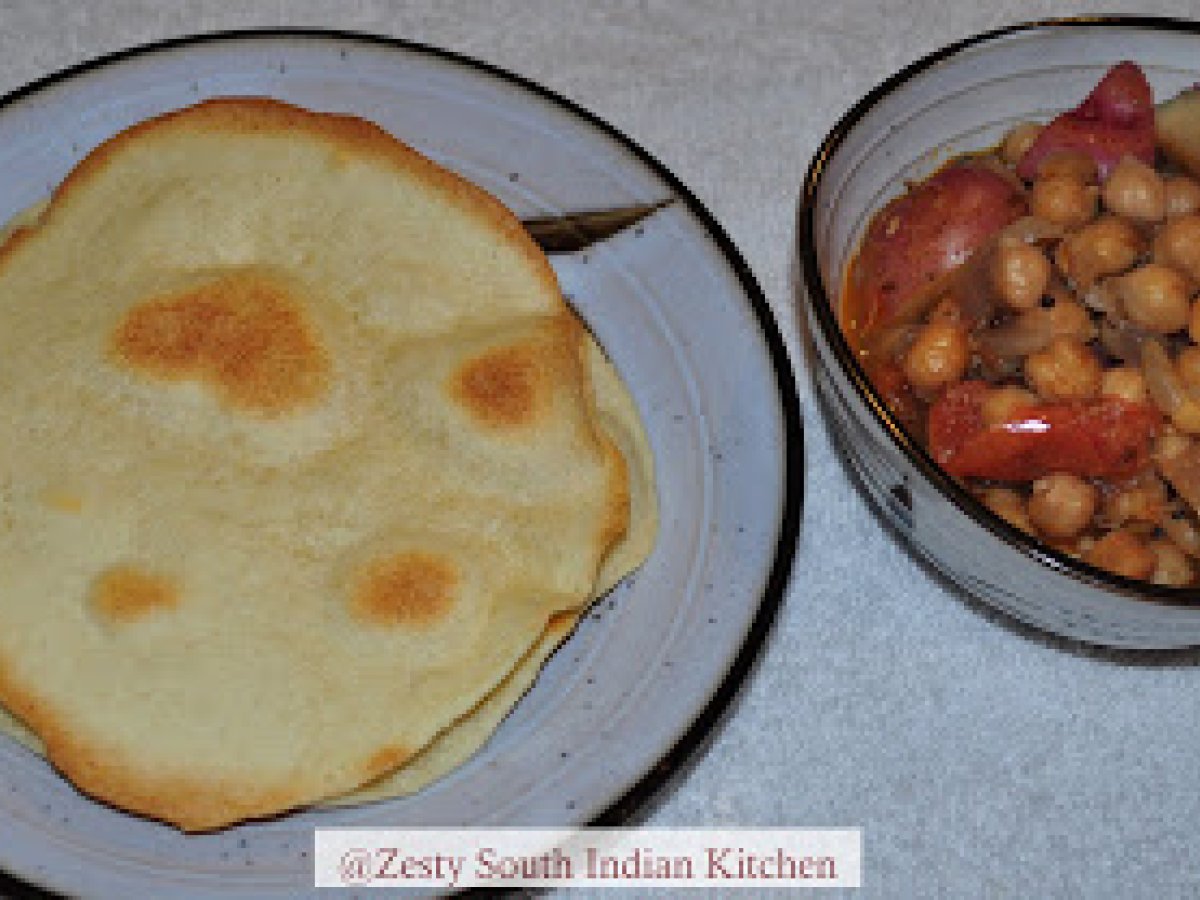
[352,552,459,627]
[90,565,178,624]
[450,342,548,428]
[363,745,411,781]
[110,271,329,415]
[40,488,83,513]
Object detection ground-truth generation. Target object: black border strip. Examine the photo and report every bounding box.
[0,26,803,898]
[798,14,1200,610]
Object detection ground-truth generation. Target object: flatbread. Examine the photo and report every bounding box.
[0,98,630,831]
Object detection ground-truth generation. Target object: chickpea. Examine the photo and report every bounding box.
[1037,151,1100,184]
[1153,214,1200,282]
[1055,215,1142,289]
[980,487,1034,534]
[1100,366,1149,404]
[1028,474,1098,538]
[1149,539,1194,587]
[1000,122,1043,166]
[991,244,1051,310]
[1024,336,1102,401]
[981,385,1038,426]
[1101,155,1166,222]
[1102,477,1167,528]
[1177,345,1200,389]
[902,322,970,393]
[1164,511,1200,559]
[1030,175,1096,228]
[1082,529,1157,580]
[1155,430,1194,464]
[1115,263,1192,334]
[1036,297,1097,343]
[1171,398,1200,436]
[1164,175,1200,217]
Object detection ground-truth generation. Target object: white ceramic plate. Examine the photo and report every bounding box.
[0,30,801,898]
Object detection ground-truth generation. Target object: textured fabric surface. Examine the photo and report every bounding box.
[4,0,1200,894]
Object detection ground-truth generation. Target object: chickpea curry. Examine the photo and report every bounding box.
[843,61,1200,589]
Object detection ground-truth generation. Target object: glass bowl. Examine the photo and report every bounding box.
[797,17,1200,649]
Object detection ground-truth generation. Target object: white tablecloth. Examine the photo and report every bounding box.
[4,2,1200,896]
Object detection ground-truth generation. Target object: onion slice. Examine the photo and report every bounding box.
[1159,441,1200,517]
[1141,338,1186,417]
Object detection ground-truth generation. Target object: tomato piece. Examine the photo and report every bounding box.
[1016,61,1155,181]
[927,380,989,464]
[928,381,1161,481]
[853,165,1025,330]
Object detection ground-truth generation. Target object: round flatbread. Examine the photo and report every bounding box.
[0,99,629,831]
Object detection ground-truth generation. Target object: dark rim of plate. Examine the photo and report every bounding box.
[0,25,803,899]
[799,14,1200,610]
